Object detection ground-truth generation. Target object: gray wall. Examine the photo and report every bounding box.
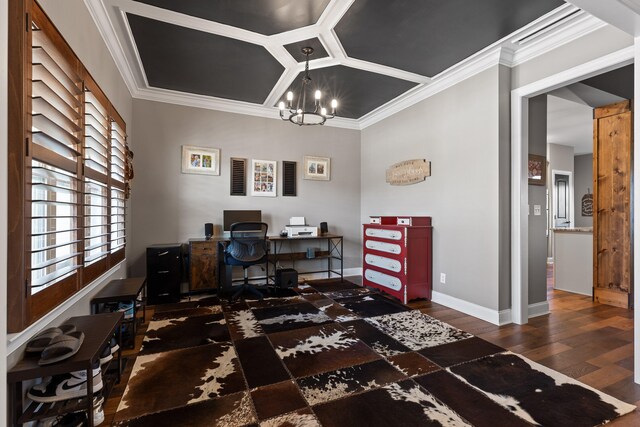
[528,95,548,306]
[361,66,504,311]
[129,99,361,279]
[548,143,575,174]
[498,65,512,310]
[574,154,594,227]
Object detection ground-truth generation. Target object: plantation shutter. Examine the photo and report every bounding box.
[28,20,82,297]
[83,80,110,272]
[110,120,127,253]
[8,1,131,330]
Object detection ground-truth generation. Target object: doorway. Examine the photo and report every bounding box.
[511,45,637,383]
[510,47,633,324]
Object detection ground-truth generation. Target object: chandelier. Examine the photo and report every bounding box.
[278,47,338,126]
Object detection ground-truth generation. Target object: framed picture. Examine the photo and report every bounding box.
[250,159,277,197]
[304,156,331,181]
[528,154,546,186]
[182,145,220,175]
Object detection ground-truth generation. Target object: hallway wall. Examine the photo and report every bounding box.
[574,154,594,228]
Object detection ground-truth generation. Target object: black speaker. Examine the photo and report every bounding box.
[204,223,213,239]
[320,222,328,235]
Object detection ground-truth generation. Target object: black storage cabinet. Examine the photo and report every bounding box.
[147,244,182,304]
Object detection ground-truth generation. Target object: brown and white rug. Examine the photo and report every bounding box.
[113,279,635,426]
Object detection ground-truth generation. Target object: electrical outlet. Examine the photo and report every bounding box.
[440,273,446,284]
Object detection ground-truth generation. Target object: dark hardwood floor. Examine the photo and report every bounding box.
[104,271,639,425]
[409,265,639,426]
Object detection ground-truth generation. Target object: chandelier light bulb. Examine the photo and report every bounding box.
[287,91,293,101]
[321,107,327,116]
[278,101,285,110]
[331,99,338,109]
[315,90,321,100]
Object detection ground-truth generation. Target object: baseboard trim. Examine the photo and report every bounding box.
[431,291,502,325]
[528,301,551,318]
[432,291,550,326]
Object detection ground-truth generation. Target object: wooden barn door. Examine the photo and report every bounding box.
[593,100,633,309]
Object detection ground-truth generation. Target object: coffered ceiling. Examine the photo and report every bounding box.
[86,0,606,129]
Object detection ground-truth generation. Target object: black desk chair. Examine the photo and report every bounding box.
[223,222,269,301]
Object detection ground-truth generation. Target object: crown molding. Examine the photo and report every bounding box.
[134,86,362,130]
[359,48,504,129]
[84,0,139,96]
[498,47,517,66]
[118,8,149,87]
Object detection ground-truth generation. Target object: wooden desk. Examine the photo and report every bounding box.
[215,234,344,294]
[8,312,123,426]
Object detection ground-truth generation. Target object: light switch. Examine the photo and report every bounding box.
[534,205,541,216]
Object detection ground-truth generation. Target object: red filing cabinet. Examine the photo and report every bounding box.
[363,216,432,304]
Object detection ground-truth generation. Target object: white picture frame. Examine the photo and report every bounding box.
[304,156,331,181]
[181,145,220,175]
[250,159,277,197]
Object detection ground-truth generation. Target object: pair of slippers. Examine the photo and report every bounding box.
[26,324,85,366]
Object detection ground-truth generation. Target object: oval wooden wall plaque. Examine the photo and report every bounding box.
[386,159,431,185]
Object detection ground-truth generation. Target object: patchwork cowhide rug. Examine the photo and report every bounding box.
[114,279,635,426]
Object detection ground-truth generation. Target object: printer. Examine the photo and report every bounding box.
[285,216,318,237]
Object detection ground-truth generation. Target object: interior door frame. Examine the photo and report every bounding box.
[510,46,633,327]
[551,169,574,229]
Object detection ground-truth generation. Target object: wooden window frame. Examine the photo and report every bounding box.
[8,0,128,332]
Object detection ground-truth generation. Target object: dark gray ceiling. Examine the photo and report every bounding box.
[133,0,331,35]
[281,66,418,120]
[334,0,565,76]
[124,0,567,120]
[127,14,284,103]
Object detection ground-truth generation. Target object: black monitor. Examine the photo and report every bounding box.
[223,210,262,231]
